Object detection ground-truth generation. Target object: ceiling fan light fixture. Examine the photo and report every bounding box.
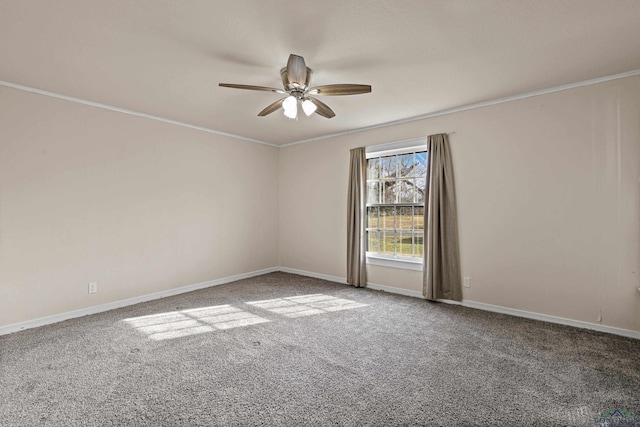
[283,95,298,119]
[283,107,297,119]
[301,99,317,116]
[283,107,297,120]
[219,54,370,120]
[283,95,297,110]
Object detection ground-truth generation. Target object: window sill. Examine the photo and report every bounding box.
[366,253,423,271]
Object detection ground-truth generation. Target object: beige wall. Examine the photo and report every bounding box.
[0,87,279,326]
[2,76,639,334]
[279,76,640,333]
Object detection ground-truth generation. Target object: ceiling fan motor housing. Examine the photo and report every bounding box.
[281,67,313,93]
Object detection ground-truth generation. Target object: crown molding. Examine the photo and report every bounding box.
[279,68,640,147]
[3,68,640,149]
[0,80,278,147]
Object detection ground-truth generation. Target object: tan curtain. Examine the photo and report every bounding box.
[423,134,462,301]
[347,147,367,287]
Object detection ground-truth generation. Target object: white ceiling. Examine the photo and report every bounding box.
[1,0,640,146]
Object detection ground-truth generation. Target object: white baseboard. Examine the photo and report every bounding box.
[279,267,424,299]
[0,266,279,336]
[278,266,346,285]
[277,267,639,340]
[461,300,640,340]
[366,282,425,299]
[2,265,638,340]
[278,267,423,300]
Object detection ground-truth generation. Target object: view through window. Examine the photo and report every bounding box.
[366,150,427,259]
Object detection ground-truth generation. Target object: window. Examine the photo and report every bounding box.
[366,142,427,269]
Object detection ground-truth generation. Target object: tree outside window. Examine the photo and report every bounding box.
[366,151,427,259]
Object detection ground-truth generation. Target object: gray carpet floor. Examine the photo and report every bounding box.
[0,272,638,426]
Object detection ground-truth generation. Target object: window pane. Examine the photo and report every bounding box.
[397,231,413,256]
[414,233,424,257]
[380,206,394,229]
[398,154,414,177]
[396,206,413,230]
[415,177,426,203]
[367,181,380,204]
[367,158,380,180]
[367,231,380,253]
[380,155,397,178]
[367,207,379,228]
[380,230,395,255]
[415,152,427,176]
[414,207,424,229]
[395,179,414,203]
[364,150,427,261]
[382,180,396,203]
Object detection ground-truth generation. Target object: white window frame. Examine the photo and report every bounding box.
[365,138,427,271]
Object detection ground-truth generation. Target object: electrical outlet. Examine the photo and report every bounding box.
[88,282,97,294]
[463,277,470,288]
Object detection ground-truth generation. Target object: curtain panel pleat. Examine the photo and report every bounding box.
[423,134,462,301]
[347,147,367,287]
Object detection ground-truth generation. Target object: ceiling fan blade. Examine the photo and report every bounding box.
[309,97,335,119]
[310,84,372,96]
[219,83,285,94]
[286,54,307,86]
[258,98,286,116]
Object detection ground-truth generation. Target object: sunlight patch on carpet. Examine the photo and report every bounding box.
[123,305,270,340]
[246,294,368,318]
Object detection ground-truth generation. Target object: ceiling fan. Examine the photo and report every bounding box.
[219,54,371,119]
